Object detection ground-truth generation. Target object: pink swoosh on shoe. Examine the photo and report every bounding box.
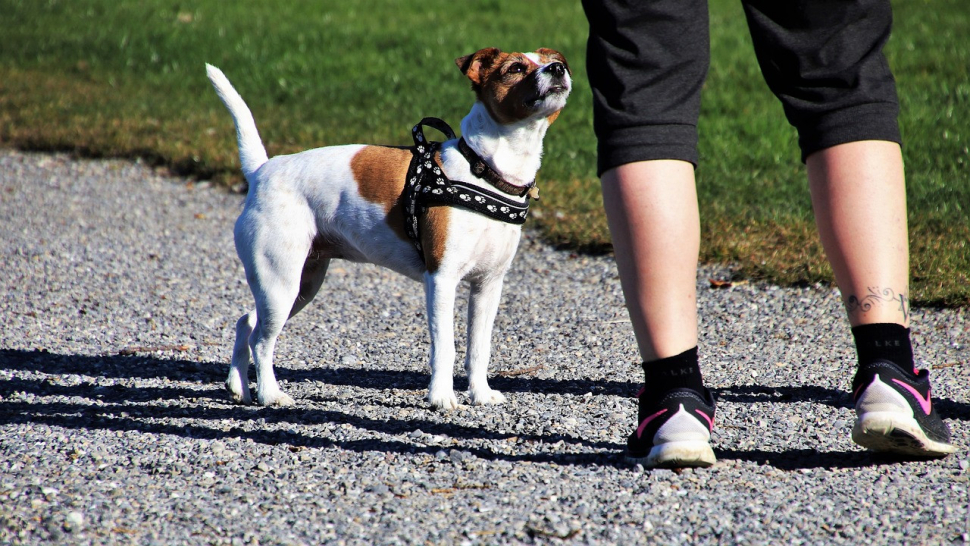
[891,378,932,415]
[694,409,714,430]
[636,408,668,438]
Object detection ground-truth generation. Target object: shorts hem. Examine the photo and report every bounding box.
[596,124,699,176]
[797,103,901,162]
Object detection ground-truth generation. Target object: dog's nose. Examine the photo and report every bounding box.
[543,62,566,79]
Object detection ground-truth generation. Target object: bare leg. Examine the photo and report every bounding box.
[601,160,700,362]
[604,161,715,467]
[807,141,910,326]
[810,141,954,455]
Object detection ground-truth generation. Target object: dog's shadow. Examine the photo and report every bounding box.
[2,348,965,470]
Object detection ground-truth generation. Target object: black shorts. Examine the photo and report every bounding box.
[583,0,902,175]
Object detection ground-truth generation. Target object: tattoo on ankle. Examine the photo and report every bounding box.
[845,287,909,322]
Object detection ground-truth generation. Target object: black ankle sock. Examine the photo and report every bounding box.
[851,323,915,374]
[642,347,704,396]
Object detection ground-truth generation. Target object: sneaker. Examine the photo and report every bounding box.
[627,387,716,468]
[851,359,957,457]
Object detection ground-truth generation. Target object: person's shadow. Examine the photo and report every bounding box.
[2,348,964,470]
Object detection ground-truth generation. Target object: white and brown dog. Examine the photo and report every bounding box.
[206,48,570,409]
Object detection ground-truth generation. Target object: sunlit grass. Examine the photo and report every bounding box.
[0,0,966,304]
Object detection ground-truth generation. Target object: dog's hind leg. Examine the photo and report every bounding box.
[237,219,315,407]
[227,311,257,404]
[425,271,461,410]
[232,245,327,406]
[289,246,331,319]
[249,278,302,406]
[465,277,507,405]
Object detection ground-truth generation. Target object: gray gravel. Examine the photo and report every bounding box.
[0,148,967,545]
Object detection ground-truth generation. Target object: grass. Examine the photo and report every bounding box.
[0,0,967,305]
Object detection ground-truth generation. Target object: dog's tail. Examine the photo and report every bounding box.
[205,63,269,183]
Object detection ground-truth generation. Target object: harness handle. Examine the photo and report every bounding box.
[412,117,457,147]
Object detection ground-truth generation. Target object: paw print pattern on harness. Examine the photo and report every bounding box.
[403,117,532,263]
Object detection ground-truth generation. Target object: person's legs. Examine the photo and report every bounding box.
[603,162,716,468]
[743,0,907,314]
[584,0,716,466]
[807,141,955,455]
[744,0,955,455]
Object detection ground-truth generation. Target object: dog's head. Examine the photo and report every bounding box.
[456,48,571,125]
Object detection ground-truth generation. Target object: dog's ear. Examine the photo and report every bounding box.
[536,48,571,74]
[456,48,502,86]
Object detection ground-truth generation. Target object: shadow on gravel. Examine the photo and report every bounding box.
[0,349,623,467]
[712,384,970,424]
[3,348,967,470]
[283,365,638,398]
[716,448,912,470]
[0,348,225,381]
[713,384,854,409]
[0,397,621,467]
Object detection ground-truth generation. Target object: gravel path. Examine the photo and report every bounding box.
[0,148,967,545]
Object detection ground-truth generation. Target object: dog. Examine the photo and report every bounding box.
[205,47,570,409]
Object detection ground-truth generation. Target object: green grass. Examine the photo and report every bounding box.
[1,0,967,305]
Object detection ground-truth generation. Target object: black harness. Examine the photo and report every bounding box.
[403,117,536,257]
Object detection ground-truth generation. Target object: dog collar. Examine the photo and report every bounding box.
[457,137,537,199]
[404,118,531,259]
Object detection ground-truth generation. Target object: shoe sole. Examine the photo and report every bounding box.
[626,440,716,468]
[852,412,957,457]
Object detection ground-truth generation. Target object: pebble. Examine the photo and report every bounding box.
[0,150,966,545]
[64,511,84,531]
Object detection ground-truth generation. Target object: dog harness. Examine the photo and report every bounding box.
[403,117,537,257]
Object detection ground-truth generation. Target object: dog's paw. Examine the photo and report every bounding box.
[470,387,507,406]
[428,390,460,410]
[225,378,252,405]
[257,390,295,407]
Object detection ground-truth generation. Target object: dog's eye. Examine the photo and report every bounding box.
[507,63,527,75]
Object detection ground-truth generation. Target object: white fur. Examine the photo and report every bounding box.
[205,52,570,409]
[205,65,268,183]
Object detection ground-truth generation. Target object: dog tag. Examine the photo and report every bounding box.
[527,186,540,200]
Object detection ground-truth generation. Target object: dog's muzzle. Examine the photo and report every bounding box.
[528,63,570,105]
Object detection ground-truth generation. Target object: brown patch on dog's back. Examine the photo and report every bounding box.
[419,205,451,273]
[351,146,412,242]
[351,146,452,272]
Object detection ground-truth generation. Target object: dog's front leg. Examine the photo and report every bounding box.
[424,271,460,409]
[465,277,507,405]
